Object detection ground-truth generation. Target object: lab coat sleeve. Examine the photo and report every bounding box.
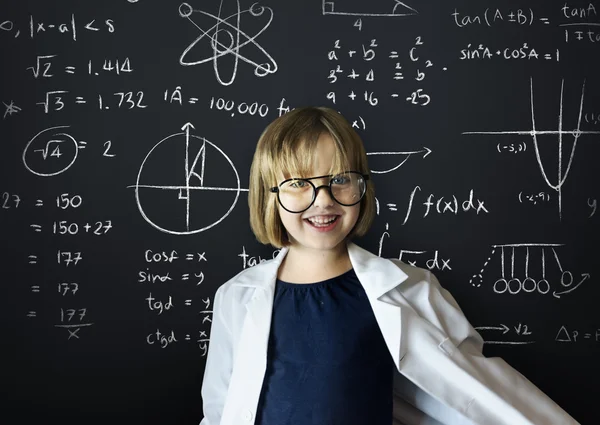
[199,285,233,425]
[392,390,446,425]
[416,270,580,425]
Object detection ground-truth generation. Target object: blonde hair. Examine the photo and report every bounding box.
[249,106,376,248]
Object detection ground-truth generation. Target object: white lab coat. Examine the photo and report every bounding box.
[199,242,579,425]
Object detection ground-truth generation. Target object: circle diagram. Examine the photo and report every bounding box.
[134,127,241,235]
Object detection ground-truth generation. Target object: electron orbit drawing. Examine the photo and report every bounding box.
[22,125,84,177]
[470,243,590,298]
[178,1,278,86]
[130,123,247,235]
[322,0,418,17]
[463,78,600,220]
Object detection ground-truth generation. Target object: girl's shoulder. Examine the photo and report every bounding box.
[217,256,281,296]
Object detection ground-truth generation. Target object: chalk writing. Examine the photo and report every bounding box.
[238,246,280,269]
[326,36,437,108]
[400,187,489,223]
[474,323,535,345]
[470,243,590,298]
[130,123,246,235]
[463,78,600,220]
[3,100,21,118]
[27,55,133,78]
[556,325,600,343]
[179,1,277,86]
[459,43,559,62]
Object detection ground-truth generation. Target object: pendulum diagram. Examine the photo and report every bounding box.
[130,123,246,235]
[470,243,590,299]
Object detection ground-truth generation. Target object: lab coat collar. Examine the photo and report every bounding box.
[231,241,409,300]
[229,241,411,373]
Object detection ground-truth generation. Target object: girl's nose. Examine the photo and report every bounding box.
[313,184,335,208]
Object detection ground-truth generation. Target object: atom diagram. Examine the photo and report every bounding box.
[178,1,278,86]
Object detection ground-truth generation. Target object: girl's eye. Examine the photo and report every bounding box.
[331,175,349,185]
[289,180,307,188]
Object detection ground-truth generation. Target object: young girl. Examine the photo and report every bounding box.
[199,107,579,425]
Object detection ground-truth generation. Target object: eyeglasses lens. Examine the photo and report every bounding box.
[278,172,365,212]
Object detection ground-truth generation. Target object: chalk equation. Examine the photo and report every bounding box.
[36,90,147,113]
[0,14,115,40]
[556,325,600,343]
[138,249,213,353]
[452,7,548,28]
[459,43,560,62]
[326,37,440,108]
[22,126,116,176]
[389,187,489,223]
[452,3,600,45]
[377,236,452,273]
[27,55,134,78]
[146,328,211,353]
[26,245,93,340]
[139,249,207,285]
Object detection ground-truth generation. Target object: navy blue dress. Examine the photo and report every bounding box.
[254,268,395,425]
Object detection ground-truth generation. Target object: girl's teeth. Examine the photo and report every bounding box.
[307,216,337,225]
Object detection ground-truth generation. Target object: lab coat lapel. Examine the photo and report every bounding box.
[347,242,410,371]
[220,252,283,425]
[234,248,282,368]
[234,242,409,373]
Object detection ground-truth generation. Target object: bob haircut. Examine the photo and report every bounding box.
[249,106,376,248]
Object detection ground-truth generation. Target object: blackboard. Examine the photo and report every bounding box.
[2,0,598,423]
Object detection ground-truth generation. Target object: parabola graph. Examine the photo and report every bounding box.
[132,123,246,235]
[463,78,600,219]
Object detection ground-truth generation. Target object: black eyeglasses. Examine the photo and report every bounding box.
[269,171,369,213]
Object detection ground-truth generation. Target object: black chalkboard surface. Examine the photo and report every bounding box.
[2,0,599,423]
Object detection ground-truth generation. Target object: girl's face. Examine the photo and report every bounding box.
[277,133,360,253]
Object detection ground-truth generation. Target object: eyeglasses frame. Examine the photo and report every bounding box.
[269,171,370,213]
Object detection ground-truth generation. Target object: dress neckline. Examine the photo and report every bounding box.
[276,268,355,287]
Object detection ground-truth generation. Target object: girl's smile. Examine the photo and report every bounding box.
[303,214,340,231]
